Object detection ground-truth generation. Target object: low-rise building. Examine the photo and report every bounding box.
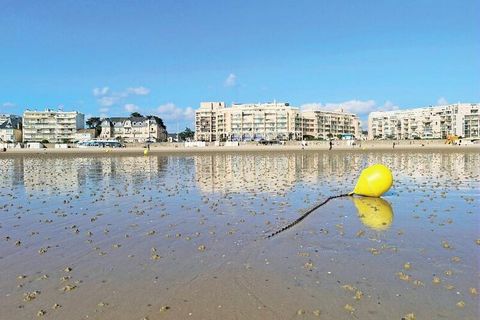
[0,114,22,142]
[22,109,84,143]
[74,129,97,142]
[99,116,167,143]
[368,103,479,140]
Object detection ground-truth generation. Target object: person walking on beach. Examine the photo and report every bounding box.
[392,142,395,149]
[329,140,333,150]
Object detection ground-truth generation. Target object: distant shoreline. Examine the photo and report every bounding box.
[1,141,478,156]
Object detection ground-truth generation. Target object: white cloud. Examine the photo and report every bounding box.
[300,99,399,116]
[124,103,140,112]
[93,87,110,97]
[99,107,109,113]
[437,97,448,105]
[224,73,237,87]
[2,102,16,108]
[156,103,195,121]
[126,87,150,95]
[98,96,119,107]
[93,86,150,110]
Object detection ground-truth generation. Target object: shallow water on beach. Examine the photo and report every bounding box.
[0,151,479,320]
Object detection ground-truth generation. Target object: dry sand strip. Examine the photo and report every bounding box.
[0,143,478,156]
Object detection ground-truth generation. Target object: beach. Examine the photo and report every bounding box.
[0,150,478,319]
[1,139,479,156]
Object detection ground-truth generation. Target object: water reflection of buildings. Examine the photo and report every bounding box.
[194,153,366,194]
[18,156,167,194]
[194,152,480,194]
[0,158,24,189]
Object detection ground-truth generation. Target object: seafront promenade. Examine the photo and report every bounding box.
[1,140,478,155]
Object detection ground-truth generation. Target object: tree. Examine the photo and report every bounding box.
[86,117,102,137]
[86,117,101,129]
[150,115,166,129]
[178,127,195,141]
[130,112,143,118]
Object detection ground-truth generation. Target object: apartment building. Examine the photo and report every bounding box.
[23,110,84,143]
[195,102,361,141]
[368,103,479,140]
[0,114,22,142]
[195,102,303,141]
[195,102,225,142]
[99,116,167,143]
[302,110,360,140]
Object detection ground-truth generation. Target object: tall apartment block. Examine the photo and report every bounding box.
[368,103,479,140]
[195,102,303,141]
[23,109,85,143]
[195,102,226,142]
[302,110,360,140]
[195,102,360,141]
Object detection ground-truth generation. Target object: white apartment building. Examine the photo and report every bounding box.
[23,110,84,143]
[195,102,303,141]
[226,102,303,141]
[368,103,479,140]
[99,116,167,143]
[0,114,22,142]
[195,102,361,141]
[302,110,360,140]
[195,102,226,142]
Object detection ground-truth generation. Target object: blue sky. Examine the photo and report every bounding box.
[1,0,479,130]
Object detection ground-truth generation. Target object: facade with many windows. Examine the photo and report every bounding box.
[23,110,84,143]
[368,103,479,140]
[99,116,167,143]
[195,102,225,142]
[195,102,360,141]
[195,102,303,141]
[302,110,360,140]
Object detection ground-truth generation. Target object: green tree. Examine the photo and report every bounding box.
[86,117,101,129]
[178,127,195,141]
[150,115,166,129]
[86,117,102,137]
[130,112,143,118]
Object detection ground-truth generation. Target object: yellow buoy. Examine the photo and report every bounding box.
[352,196,393,230]
[352,164,393,197]
[267,163,394,238]
[144,149,149,156]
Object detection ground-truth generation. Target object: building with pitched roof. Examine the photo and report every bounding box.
[0,114,22,142]
[99,116,167,143]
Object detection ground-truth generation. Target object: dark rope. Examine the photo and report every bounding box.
[265,193,352,239]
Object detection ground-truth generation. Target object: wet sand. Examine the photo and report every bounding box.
[1,140,479,156]
[0,151,478,319]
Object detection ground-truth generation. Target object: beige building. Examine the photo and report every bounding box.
[195,102,226,142]
[23,110,84,143]
[0,114,22,142]
[195,102,361,141]
[368,103,479,140]
[195,102,303,141]
[302,110,360,140]
[99,116,167,143]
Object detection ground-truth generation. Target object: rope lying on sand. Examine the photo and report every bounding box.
[266,193,352,239]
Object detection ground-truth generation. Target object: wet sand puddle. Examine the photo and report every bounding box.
[0,151,478,319]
